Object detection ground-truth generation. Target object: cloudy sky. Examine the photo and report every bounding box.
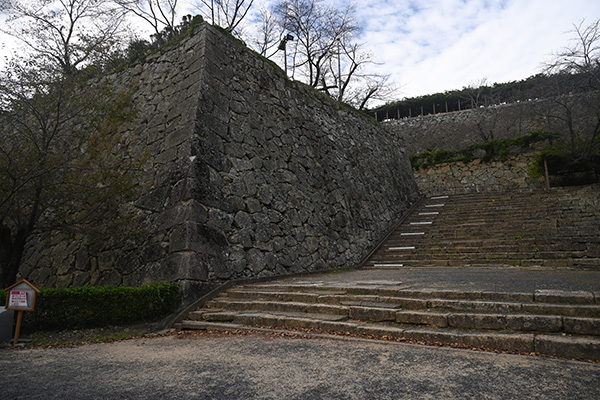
[348,0,600,99]
[1,0,599,102]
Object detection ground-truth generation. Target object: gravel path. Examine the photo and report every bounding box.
[2,331,600,399]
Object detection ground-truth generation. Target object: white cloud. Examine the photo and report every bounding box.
[2,0,600,103]
[356,0,600,99]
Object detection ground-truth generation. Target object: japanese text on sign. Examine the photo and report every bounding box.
[8,291,28,308]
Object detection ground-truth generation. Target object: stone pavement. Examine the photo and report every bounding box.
[270,265,600,294]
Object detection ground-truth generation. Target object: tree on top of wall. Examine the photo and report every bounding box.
[537,18,600,177]
[255,0,395,110]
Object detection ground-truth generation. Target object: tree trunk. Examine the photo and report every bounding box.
[0,224,29,289]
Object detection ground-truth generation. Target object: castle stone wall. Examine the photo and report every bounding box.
[19,25,419,303]
[413,148,546,196]
[386,95,597,155]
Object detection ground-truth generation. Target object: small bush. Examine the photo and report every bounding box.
[1,282,180,333]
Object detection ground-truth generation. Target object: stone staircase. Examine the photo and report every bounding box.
[176,186,600,360]
[366,187,600,269]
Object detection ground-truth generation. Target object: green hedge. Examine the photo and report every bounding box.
[1,282,180,332]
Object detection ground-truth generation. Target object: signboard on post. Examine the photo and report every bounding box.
[5,280,39,312]
[5,279,40,345]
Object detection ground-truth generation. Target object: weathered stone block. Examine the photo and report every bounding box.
[535,335,600,360]
[535,290,595,305]
[166,252,208,281]
[563,317,600,335]
[349,306,396,322]
[506,315,563,332]
[396,311,449,328]
[448,313,507,330]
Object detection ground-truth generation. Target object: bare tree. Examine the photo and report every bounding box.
[0,1,143,287]
[541,19,600,157]
[252,7,280,56]
[194,0,254,34]
[272,0,357,88]
[113,0,179,38]
[545,19,600,89]
[320,39,395,109]
[2,0,127,76]
[263,0,394,109]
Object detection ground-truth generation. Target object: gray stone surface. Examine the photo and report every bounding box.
[17,24,419,300]
[0,307,14,341]
[386,95,598,155]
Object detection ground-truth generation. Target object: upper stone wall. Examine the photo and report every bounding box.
[19,25,419,303]
[386,95,598,155]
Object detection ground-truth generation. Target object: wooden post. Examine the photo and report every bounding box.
[13,311,23,346]
[5,279,40,345]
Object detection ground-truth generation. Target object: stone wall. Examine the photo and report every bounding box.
[386,95,598,155]
[18,25,419,303]
[413,149,546,196]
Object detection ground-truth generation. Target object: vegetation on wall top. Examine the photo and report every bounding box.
[410,131,560,169]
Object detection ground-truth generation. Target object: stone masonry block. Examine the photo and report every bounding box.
[396,311,449,328]
[166,252,208,281]
[563,317,600,336]
[349,306,396,322]
[535,335,600,360]
[506,315,563,332]
[534,290,595,305]
[448,313,506,330]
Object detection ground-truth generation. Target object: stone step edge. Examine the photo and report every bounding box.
[235,285,600,305]
[365,260,600,269]
[175,319,600,361]
[206,296,600,319]
[196,304,600,335]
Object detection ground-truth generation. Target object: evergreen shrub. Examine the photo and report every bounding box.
[1,282,180,332]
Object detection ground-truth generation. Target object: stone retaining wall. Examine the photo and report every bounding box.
[386,95,598,155]
[18,25,419,302]
[413,149,546,196]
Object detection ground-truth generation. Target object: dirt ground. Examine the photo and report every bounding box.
[2,329,600,400]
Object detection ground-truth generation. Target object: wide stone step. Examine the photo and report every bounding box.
[217,288,600,318]
[177,187,600,361]
[239,285,600,305]
[366,261,600,271]
[176,316,600,361]
[196,302,600,336]
[368,256,600,267]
